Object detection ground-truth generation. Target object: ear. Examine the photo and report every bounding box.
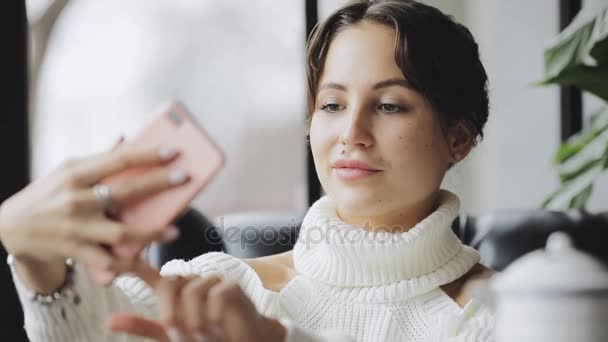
[446,121,475,163]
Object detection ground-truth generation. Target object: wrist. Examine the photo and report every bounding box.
[11,254,68,294]
[12,250,64,269]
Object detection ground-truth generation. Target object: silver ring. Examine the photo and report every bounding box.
[93,184,118,217]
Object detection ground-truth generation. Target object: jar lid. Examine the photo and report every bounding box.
[491,232,608,293]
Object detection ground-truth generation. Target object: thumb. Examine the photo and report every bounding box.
[129,258,162,290]
[112,225,180,260]
[106,313,169,341]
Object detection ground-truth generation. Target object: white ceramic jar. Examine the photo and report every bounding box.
[489,232,608,342]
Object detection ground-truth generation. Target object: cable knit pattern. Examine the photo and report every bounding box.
[10,190,494,341]
[294,191,481,303]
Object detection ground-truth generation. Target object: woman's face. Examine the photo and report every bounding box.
[309,20,456,226]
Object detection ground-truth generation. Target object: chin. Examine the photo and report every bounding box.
[329,187,384,218]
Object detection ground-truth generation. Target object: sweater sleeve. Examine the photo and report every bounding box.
[10,251,257,342]
[11,252,361,342]
[10,259,157,342]
[279,318,356,342]
[160,253,359,342]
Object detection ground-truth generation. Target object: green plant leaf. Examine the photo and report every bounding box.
[540,4,608,209]
[554,106,608,163]
[559,156,604,183]
[542,66,608,101]
[555,123,608,175]
[542,159,605,209]
[555,125,604,163]
[569,184,593,209]
[589,9,608,65]
[589,105,608,130]
[539,4,608,100]
[542,22,595,81]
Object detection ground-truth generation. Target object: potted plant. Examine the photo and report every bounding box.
[540,3,608,209]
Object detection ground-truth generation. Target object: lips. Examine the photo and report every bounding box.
[331,159,382,181]
[331,159,381,171]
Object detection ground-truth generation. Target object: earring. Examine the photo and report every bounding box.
[454,153,462,161]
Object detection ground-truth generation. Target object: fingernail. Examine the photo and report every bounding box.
[159,146,178,160]
[167,327,185,342]
[169,170,189,184]
[161,226,180,242]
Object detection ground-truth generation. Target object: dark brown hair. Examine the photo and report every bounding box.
[306,0,489,142]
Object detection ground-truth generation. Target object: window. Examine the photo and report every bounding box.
[29,0,308,217]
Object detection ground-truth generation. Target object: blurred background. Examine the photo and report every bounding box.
[1,0,607,340]
[24,0,607,219]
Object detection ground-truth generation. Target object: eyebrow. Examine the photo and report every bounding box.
[318,82,347,91]
[372,78,412,90]
[318,78,412,92]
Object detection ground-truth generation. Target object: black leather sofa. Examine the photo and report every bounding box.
[149,207,608,272]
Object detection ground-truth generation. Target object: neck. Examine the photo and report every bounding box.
[335,192,440,233]
[293,189,481,298]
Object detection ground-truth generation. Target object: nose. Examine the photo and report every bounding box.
[339,105,373,149]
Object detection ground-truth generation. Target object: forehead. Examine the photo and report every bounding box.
[320,20,405,84]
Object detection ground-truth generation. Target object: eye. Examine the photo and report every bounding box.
[320,103,345,113]
[378,103,405,113]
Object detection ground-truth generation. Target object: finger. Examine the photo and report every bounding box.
[182,275,223,335]
[130,259,163,289]
[206,281,261,342]
[106,313,169,342]
[131,262,203,331]
[67,243,126,284]
[156,276,192,328]
[108,167,190,207]
[61,219,170,266]
[71,145,181,186]
[65,242,115,270]
[207,281,252,326]
[110,225,180,261]
[66,240,143,276]
[72,220,161,246]
[78,168,189,215]
[156,225,181,243]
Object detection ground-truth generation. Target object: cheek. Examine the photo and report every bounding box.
[309,115,332,167]
[389,118,448,169]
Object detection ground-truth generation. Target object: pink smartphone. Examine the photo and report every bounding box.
[100,100,224,232]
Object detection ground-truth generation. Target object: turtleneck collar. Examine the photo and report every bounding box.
[293,190,480,299]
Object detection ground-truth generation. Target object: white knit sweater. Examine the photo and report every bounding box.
[11,190,494,341]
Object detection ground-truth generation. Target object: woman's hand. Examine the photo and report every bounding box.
[0,142,189,292]
[107,262,287,342]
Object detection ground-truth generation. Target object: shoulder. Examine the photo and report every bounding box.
[440,263,495,308]
[248,250,295,268]
[243,251,296,292]
[460,263,496,283]
[159,250,297,293]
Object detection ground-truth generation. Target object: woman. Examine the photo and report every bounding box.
[0,0,494,341]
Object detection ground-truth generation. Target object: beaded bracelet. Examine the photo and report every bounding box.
[7,255,80,305]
